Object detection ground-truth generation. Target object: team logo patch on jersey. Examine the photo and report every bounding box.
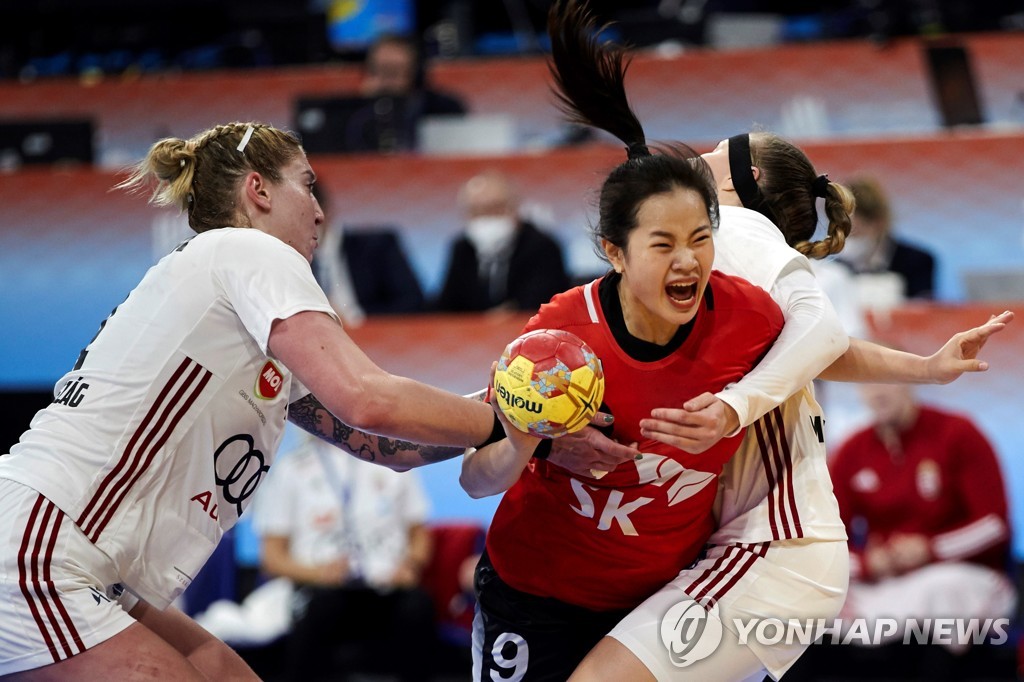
[635,454,716,506]
[916,460,942,500]
[255,360,284,399]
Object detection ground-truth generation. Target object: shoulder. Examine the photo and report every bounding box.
[919,406,985,437]
[196,227,307,264]
[717,206,787,244]
[517,221,562,247]
[714,207,807,287]
[708,271,778,312]
[525,282,596,331]
[422,88,468,115]
[891,240,936,265]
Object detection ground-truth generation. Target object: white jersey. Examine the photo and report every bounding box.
[253,437,430,587]
[0,228,336,608]
[710,206,847,544]
[713,206,848,429]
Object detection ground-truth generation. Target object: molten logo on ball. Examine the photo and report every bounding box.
[493,329,605,438]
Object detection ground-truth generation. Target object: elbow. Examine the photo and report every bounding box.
[385,461,415,474]
[459,472,487,499]
[338,394,393,434]
[459,471,500,499]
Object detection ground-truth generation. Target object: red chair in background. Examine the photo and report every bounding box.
[420,522,486,647]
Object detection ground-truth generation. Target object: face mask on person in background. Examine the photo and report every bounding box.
[466,215,517,262]
[840,234,878,269]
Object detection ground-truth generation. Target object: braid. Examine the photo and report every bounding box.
[794,181,855,259]
[115,121,302,233]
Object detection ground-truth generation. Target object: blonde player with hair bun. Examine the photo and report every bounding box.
[0,121,505,680]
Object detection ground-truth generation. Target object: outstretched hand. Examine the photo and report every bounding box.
[638,392,740,454]
[547,413,640,478]
[925,310,1013,384]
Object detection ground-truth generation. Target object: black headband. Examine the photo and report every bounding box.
[728,134,778,225]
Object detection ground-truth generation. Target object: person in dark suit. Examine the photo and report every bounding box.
[312,184,425,324]
[435,170,570,312]
[839,174,937,299]
[361,33,467,117]
[347,33,467,153]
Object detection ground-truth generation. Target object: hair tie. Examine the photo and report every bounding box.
[812,174,830,198]
[625,142,651,160]
[728,134,778,225]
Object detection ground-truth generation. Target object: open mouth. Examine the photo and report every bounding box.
[666,282,697,305]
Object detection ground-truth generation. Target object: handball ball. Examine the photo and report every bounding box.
[493,329,605,439]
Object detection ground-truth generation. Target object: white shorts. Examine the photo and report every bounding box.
[609,539,849,681]
[0,478,139,675]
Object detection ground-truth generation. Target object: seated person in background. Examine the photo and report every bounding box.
[255,433,437,682]
[831,382,1016,655]
[350,33,467,152]
[312,184,425,325]
[362,33,467,116]
[435,169,570,312]
[838,174,937,299]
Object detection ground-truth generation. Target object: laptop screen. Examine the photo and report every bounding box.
[294,95,417,154]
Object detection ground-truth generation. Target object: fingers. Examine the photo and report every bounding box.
[592,436,640,459]
[682,391,717,412]
[648,407,710,427]
[588,442,640,479]
[987,310,1013,324]
[972,319,1008,341]
[958,358,988,373]
[588,410,616,427]
[638,420,712,454]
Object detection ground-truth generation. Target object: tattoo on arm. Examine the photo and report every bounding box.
[287,393,463,466]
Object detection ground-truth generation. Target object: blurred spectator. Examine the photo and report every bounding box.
[361,33,467,116]
[255,434,437,682]
[830,383,1016,658]
[312,184,425,325]
[838,174,937,300]
[337,33,468,153]
[435,170,570,312]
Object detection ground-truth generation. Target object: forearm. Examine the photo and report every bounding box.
[289,393,468,471]
[405,525,433,575]
[460,438,535,498]
[718,266,848,428]
[261,552,328,585]
[270,311,494,450]
[821,337,933,384]
[931,514,1009,563]
[261,536,347,585]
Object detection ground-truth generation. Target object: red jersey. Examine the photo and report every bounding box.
[486,272,784,611]
[831,406,1011,578]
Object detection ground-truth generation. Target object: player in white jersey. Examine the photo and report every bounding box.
[569,150,1009,679]
[0,121,502,680]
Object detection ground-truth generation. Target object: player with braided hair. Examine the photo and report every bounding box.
[462,3,1011,681]
[0,121,501,679]
[533,2,1011,680]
